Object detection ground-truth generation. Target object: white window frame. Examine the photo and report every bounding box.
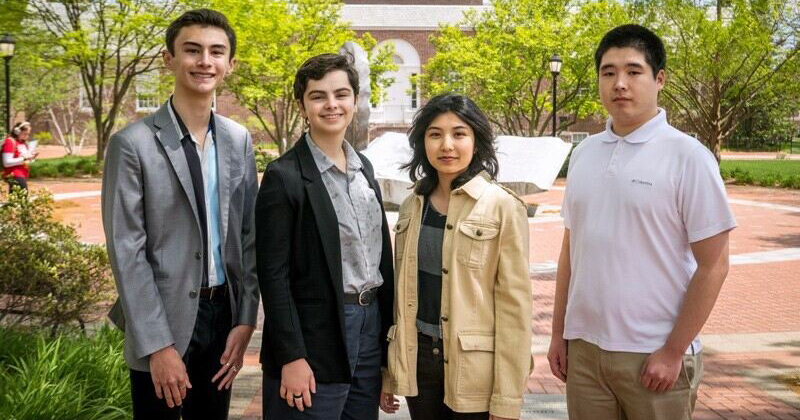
[78,87,92,113]
[135,72,161,112]
[570,132,589,144]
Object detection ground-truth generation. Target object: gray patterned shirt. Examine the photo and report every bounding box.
[306,134,384,293]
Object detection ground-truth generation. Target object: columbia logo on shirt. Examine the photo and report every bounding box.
[631,179,654,187]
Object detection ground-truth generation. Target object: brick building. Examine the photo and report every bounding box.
[341,0,489,138]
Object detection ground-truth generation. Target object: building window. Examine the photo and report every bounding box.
[135,72,161,112]
[411,73,418,109]
[570,132,589,144]
[78,86,92,112]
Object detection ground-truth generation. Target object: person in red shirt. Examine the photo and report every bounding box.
[2,121,36,193]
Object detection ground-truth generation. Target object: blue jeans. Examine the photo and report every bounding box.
[263,301,382,420]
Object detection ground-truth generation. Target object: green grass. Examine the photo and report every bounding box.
[0,325,131,420]
[720,159,800,189]
[29,156,100,179]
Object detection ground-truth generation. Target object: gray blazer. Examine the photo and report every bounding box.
[102,101,259,372]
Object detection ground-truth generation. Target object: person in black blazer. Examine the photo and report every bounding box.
[255,53,394,420]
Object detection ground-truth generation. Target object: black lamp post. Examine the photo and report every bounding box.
[549,54,562,137]
[0,34,15,136]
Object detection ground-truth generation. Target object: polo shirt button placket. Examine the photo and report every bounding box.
[607,140,624,177]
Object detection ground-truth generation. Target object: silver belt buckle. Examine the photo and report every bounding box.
[358,289,370,306]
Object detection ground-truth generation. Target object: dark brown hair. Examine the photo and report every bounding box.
[293,53,359,101]
[166,9,237,59]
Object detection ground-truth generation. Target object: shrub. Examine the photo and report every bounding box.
[29,156,99,179]
[0,189,114,333]
[76,158,99,175]
[29,164,57,178]
[0,325,131,420]
[255,145,276,173]
[781,175,800,189]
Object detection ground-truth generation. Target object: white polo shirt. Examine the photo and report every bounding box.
[561,109,736,354]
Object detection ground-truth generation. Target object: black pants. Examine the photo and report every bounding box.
[406,333,489,420]
[7,177,27,194]
[129,296,233,420]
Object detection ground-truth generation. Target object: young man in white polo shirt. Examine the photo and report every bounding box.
[547,24,737,419]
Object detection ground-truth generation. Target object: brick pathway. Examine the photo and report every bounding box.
[28,178,800,419]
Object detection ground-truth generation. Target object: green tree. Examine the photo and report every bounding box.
[194,0,396,154]
[24,0,181,162]
[5,28,76,126]
[644,0,800,161]
[420,0,628,137]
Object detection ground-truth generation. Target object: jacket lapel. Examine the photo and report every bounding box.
[295,136,344,308]
[152,102,201,228]
[215,114,231,247]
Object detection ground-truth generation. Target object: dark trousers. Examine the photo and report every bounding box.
[130,296,233,420]
[263,301,382,420]
[406,333,489,420]
[7,177,27,194]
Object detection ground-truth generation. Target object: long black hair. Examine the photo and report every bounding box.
[402,94,498,196]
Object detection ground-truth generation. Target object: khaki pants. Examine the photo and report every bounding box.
[566,339,702,420]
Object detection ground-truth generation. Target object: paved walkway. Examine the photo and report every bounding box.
[28,178,800,419]
[722,152,800,160]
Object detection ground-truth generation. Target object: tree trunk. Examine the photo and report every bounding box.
[95,118,106,163]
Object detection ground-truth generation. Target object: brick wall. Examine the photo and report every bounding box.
[355,29,439,64]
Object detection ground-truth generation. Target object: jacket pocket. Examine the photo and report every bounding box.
[393,218,411,260]
[456,333,495,396]
[386,325,399,378]
[457,220,499,268]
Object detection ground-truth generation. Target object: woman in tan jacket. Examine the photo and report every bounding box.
[380,94,532,420]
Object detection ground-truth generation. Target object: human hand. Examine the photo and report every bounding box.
[212,324,255,390]
[380,392,400,413]
[546,336,568,382]
[149,345,192,408]
[640,347,683,392]
[280,358,316,411]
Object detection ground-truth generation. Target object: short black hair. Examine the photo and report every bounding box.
[293,53,359,102]
[166,9,237,59]
[402,94,498,196]
[594,24,666,78]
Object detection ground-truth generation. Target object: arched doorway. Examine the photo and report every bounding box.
[371,39,421,124]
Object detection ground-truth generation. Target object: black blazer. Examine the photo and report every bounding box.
[255,135,394,383]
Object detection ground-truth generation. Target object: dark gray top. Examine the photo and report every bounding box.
[416,198,445,339]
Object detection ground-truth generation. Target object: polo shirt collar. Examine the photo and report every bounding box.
[603,108,667,144]
[454,171,491,200]
[169,96,216,144]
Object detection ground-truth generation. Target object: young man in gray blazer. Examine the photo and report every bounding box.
[102,9,259,420]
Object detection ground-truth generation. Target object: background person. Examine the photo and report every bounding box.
[2,121,37,193]
[255,53,394,420]
[547,24,736,420]
[380,94,532,420]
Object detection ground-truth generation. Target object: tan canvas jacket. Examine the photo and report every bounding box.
[383,173,533,418]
